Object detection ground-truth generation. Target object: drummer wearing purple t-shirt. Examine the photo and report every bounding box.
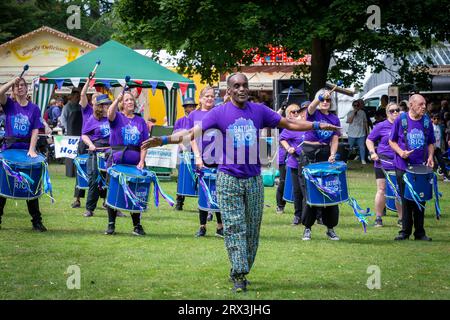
[279,103,307,225]
[141,73,339,292]
[0,77,47,232]
[366,102,403,227]
[81,94,111,218]
[104,91,149,236]
[298,88,342,242]
[389,94,435,241]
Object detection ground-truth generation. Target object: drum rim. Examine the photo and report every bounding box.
[104,200,147,213]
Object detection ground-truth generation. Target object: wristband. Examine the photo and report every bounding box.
[161,136,169,146]
[313,121,321,130]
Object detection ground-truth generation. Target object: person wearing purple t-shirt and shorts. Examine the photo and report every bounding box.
[389,94,435,241]
[141,73,340,292]
[105,91,149,236]
[174,97,197,211]
[0,77,47,232]
[81,94,112,217]
[299,89,342,242]
[280,103,307,225]
[366,102,403,227]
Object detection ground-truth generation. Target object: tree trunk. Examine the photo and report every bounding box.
[310,38,333,98]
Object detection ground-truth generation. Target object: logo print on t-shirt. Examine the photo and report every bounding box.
[11,113,31,137]
[121,124,140,145]
[100,123,110,138]
[315,120,333,141]
[407,128,425,149]
[228,117,257,148]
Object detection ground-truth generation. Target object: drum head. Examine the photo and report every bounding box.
[304,161,347,175]
[406,165,433,175]
[0,149,45,164]
[108,164,153,182]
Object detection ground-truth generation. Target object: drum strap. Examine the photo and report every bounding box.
[93,138,110,148]
[3,137,30,149]
[400,112,430,164]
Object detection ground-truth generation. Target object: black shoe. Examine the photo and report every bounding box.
[133,224,146,236]
[207,212,213,221]
[71,200,81,208]
[105,223,115,235]
[292,216,301,225]
[83,210,94,217]
[415,235,432,241]
[276,206,284,214]
[374,217,383,227]
[175,204,183,211]
[232,275,248,293]
[195,226,206,237]
[326,228,340,241]
[32,222,47,232]
[394,234,409,241]
[215,228,224,238]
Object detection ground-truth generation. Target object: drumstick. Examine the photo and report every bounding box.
[19,64,29,78]
[318,80,343,102]
[122,75,131,94]
[89,60,101,79]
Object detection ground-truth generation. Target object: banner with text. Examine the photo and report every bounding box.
[145,145,178,169]
[54,135,80,159]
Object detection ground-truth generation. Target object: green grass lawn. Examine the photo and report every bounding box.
[0,162,449,300]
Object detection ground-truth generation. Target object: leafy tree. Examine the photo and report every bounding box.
[114,0,450,96]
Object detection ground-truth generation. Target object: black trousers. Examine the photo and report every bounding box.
[290,167,303,218]
[85,152,107,211]
[176,195,185,206]
[396,169,426,238]
[0,197,42,225]
[275,164,287,209]
[298,143,339,229]
[435,147,449,178]
[199,210,222,225]
[108,207,141,226]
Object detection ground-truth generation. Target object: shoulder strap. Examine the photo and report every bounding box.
[422,114,430,162]
[400,112,408,150]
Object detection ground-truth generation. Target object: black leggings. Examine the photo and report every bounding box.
[290,168,303,218]
[276,164,287,208]
[199,209,222,225]
[298,143,339,229]
[0,197,42,224]
[108,207,141,226]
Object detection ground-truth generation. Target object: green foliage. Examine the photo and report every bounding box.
[114,0,450,94]
[0,0,115,45]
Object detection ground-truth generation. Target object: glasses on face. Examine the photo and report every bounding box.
[290,109,301,114]
[322,99,331,103]
[389,108,400,114]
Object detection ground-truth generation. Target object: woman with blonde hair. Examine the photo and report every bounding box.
[188,86,224,238]
[366,102,404,227]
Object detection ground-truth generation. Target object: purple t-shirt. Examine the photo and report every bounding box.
[82,115,110,143]
[2,97,44,150]
[201,101,282,178]
[304,110,341,144]
[109,112,149,165]
[173,115,190,131]
[187,109,220,165]
[82,104,93,128]
[389,113,435,171]
[367,119,396,170]
[278,130,287,166]
[280,129,305,169]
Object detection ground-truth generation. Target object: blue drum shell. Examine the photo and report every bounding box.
[198,167,220,212]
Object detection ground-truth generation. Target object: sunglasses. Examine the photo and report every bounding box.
[388,108,400,114]
[322,98,331,103]
[290,109,301,114]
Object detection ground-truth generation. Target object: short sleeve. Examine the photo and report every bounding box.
[428,122,436,145]
[390,117,400,143]
[31,106,44,130]
[367,123,381,142]
[2,97,14,114]
[262,105,282,128]
[201,108,218,131]
[109,111,121,128]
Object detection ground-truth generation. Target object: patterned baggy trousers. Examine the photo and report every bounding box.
[216,171,264,277]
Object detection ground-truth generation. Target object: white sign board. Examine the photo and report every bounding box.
[145,145,178,168]
[54,135,80,159]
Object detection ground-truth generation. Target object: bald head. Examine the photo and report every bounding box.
[409,94,426,118]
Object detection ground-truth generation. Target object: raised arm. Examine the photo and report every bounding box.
[80,76,92,109]
[0,77,19,106]
[108,92,122,122]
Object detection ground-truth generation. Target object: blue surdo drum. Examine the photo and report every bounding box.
[106,164,152,213]
[198,167,220,212]
[303,161,348,207]
[282,167,294,203]
[74,154,89,190]
[0,149,46,199]
[385,171,398,212]
[97,152,107,172]
[403,165,433,202]
[177,153,198,197]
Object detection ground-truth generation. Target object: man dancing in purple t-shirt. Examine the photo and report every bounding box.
[141,73,340,292]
